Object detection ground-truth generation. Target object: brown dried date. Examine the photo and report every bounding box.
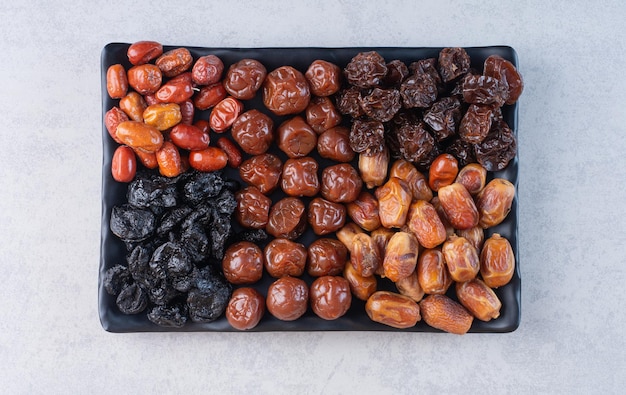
[143,103,182,131]
[350,119,385,155]
[474,119,517,171]
[335,223,366,252]
[179,99,194,125]
[155,47,193,78]
[457,226,485,252]
[480,233,515,288]
[127,41,163,66]
[335,86,364,118]
[194,82,228,110]
[359,87,401,122]
[400,73,437,108]
[383,59,409,86]
[350,233,382,277]
[305,59,342,97]
[226,287,265,330]
[417,248,453,295]
[365,291,420,329]
[127,64,162,95]
[438,47,470,83]
[459,104,493,144]
[277,116,317,158]
[224,59,267,100]
[305,96,342,134]
[264,238,307,278]
[309,276,352,320]
[343,262,377,301]
[420,294,473,334]
[216,137,243,168]
[371,227,395,264]
[106,64,128,99]
[317,126,355,163]
[307,238,348,277]
[442,235,480,282]
[359,147,389,189]
[389,159,433,202]
[375,177,412,228]
[423,97,462,142]
[119,92,147,122]
[134,149,158,170]
[456,278,501,321]
[344,51,387,89]
[307,197,346,236]
[239,153,282,194]
[320,163,362,204]
[281,157,320,197]
[191,54,224,86]
[115,121,163,154]
[395,269,425,303]
[455,163,487,196]
[390,119,437,167]
[476,178,515,228]
[484,55,524,105]
[231,109,274,155]
[155,141,182,177]
[210,97,244,133]
[406,200,447,249]
[222,241,264,285]
[155,77,194,104]
[105,107,128,144]
[111,145,136,183]
[169,123,210,151]
[462,75,508,107]
[437,183,479,230]
[188,147,228,172]
[235,186,272,229]
[263,66,310,116]
[266,276,308,321]
[346,191,381,232]
[428,153,459,192]
[266,197,307,240]
[382,231,419,282]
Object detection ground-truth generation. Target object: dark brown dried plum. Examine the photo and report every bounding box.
[157,206,193,235]
[423,97,462,142]
[128,244,156,289]
[104,264,131,296]
[180,223,211,263]
[394,120,437,164]
[182,171,225,205]
[383,60,409,86]
[409,58,442,87]
[116,283,148,314]
[459,104,493,144]
[400,73,437,108]
[446,138,476,167]
[350,119,385,155]
[187,265,232,323]
[359,87,401,122]
[474,119,517,171]
[110,204,156,242]
[344,51,388,88]
[462,75,509,107]
[150,242,193,278]
[147,303,188,328]
[335,86,364,118]
[438,47,470,82]
[127,172,178,209]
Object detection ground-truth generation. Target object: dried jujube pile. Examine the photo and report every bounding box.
[103,42,522,333]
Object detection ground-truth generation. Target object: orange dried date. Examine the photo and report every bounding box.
[382,231,419,282]
[191,54,224,86]
[455,163,487,196]
[155,47,193,77]
[127,41,163,66]
[155,77,194,104]
[134,149,158,169]
[343,262,377,301]
[420,294,473,334]
[119,92,147,122]
[365,291,420,329]
[442,235,479,282]
[376,177,412,228]
[428,153,459,192]
[188,147,228,172]
[417,248,452,295]
[395,269,425,302]
[127,64,162,95]
[350,233,381,277]
[194,83,228,110]
[104,107,128,144]
[335,222,366,252]
[143,103,182,131]
[457,226,485,252]
[155,141,182,177]
[210,97,244,133]
[170,124,210,151]
[346,191,381,232]
[359,147,389,189]
[115,121,163,154]
[389,159,433,202]
[111,145,136,182]
[106,64,128,99]
[480,233,515,288]
[437,183,479,230]
[477,178,515,228]
[406,200,447,249]
[456,278,501,321]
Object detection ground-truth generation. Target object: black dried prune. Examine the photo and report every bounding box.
[180,223,211,263]
[127,172,178,209]
[238,228,269,244]
[148,278,181,306]
[474,119,517,171]
[359,87,401,122]
[210,213,232,260]
[423,97,462,142]
[462,75,509,107]
[212,189,237,216]
[446,138,476,167]
[128,244,156,289]
[181,202,213,229]
[147,303,188,328]
[116,283,148,314]
[350,119,385,155]
[335,86,364,118]
[103,264,131,296]
[438,47,470,82]
[400,73,437,108]
[150,242,193,278]
[182,171,225,205]
[157,205,193,236]
[110,204,156,242]
[344,51,388,88]
[383,60,409,86]
[187,265,232,323]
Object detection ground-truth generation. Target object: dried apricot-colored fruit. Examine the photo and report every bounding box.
[365,291,420,329]
[115,121,163,154]
[420,294,473,334]
[480,233,515,288]
[477,178,515,228]
[456,278,501,321]
[442,235,479,282]
[406,200,447,249]
[437,183,479,230]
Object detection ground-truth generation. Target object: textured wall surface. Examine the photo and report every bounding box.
[1,1,625,393]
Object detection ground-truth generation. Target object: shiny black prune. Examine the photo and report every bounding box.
[104,264,131,296]
[147,303,188,328]
[446,138,476,167]
[335,86,364,118]
[474,119,517,171]
[359,87,401,122]
[180,223,211,263]
[181,202,213,229]
[349,119,385,155]
[150,242,193,278]
[213,189,237,216]
[127,172,178,209]
[423,97,462,142]
[237,229,269,244]
[110,204,156,242]
[147,278,181,306]
[128,244,156,288]
[157,206,193,236]
[182,170,225,205]
[187,265,232,323]
[116,283,148,314]
[400,73,438,108]
[210,213,232,260]
[344,51,388,88]
[438,47,470,82]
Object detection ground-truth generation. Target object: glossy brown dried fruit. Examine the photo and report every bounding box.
[344,51,387,88]
[400,73,437,108]
[335,222,366,252]
[459,104,493,144]
[309,276,352,320]
[210,97,244,133]
[226,287,265,330]
[344,262,377,301]
[420,294,473,334]
[375,177,412,229]
[383,59,409,86]
[457,226,485,252]
[106,64,128,99]
[350,233,382,277]
[263,66,310,116]
[264,238,307,278]
[222,241,264,285]
[455,163,487,196]
[320,163,363,204]
[281,157,320,197]
[127,41,163,66]
[456,278,501,321]
[266,276,308,321]
[155,141,182,177]
[437,183,479,230]
[115,121,164,154]
[239,153,282,194]
[382,231,419,282]
[462,75,508,107]
[442,235,480,282]
[142,103,182,131]
[191,54,224,86]
[359,87,401,122]
[277,116,317,158]
[346,191,381,232]
[305,59,342,97]
[231,109,274,155]
[119,92,147,122]
[104,107,128,144]
[317,126,355,163]
[194,82,228,110]
[438,47,470,83]
[359,147,389,189]
[423,97,462,142]
[395,269,425,302]
[235,186,272,229]
[266,197,307,240]
[305,96,342,134]
[188,147,228,172]
[476,178,515,228]
[392,119,437,166]
[428,153,459,192]
[155,47,193,78]
[365,291,420,329]
[335,86,364,118]
[406,200,447,249]
[307,238,348,277]
[127,64,162,95]
[350,119,385,155]
[389,159,433,202]
[474,119,517,171]
[224,59,267,100]
[417,248,452,295]
[480,233,515,288]
[484,55,524,105]
[307,197,346,236]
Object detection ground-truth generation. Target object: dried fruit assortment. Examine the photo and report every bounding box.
[102,43,522,333]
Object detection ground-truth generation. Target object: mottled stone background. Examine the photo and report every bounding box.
[1,0,625,393]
